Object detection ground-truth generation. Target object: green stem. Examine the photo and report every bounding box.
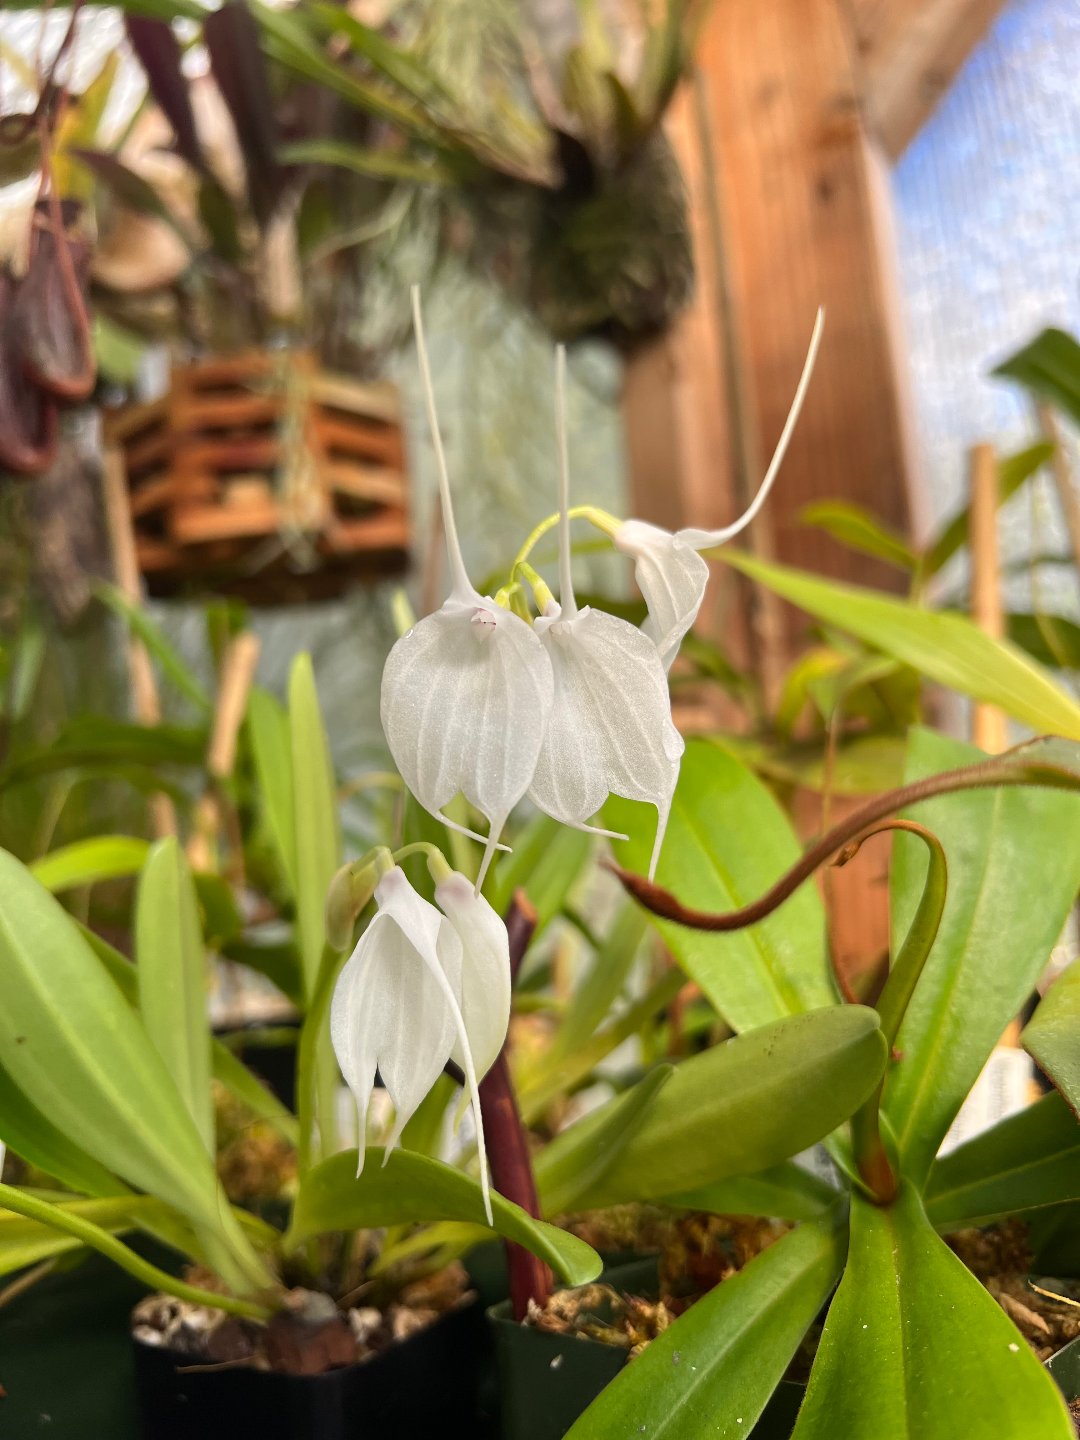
[0,1183,275,1322]
[844,820,948,1203]
[298,942,347,1176]
[509,505,620,581]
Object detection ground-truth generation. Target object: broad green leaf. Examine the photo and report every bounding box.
[721,732,907,796]
[79,919,298,1146]
[488,812,593,942]
[0,850,240,1241]
[0,1061,124,1197]
[921,443,1055,577]
[93,583,210,712]
[606,740,834,1030]
[538,1065,673,1216]
[1023,959,1080,1114]
[247,686,297,895]
[925,1092,1080,1231]
[552,902,647,1059]
[670,1160,839,1223]
[285,1148,601,1287]
[800,501,916,571]
[30,836,149,892]
[288,655,341,999]
[885,730,1080,1185]
[2,718,206,788]
[536,1007,887,1211]
[723,552,1080,740]
[136,840,214,1153]
[791,1186,1072,1439]
[993,328,1080,427]
[568,1216,845,1440]
[1007,612,1080,670]
[282,137,454,186]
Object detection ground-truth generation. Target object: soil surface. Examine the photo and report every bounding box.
[947,1222,1080,1362]
[132,1263,473,1377]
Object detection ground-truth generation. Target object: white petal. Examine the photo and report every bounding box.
[374,868,494,1222]
[435,872,512,1080]
[614,520,709,671]
[380,596,554,886]
[330,901,455,1175]
[528,607,684,878]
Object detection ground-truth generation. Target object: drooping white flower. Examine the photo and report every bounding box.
[615,309,825,670]
[380,290,554,886]
[330,865,510,1223]
[528,348,684,879]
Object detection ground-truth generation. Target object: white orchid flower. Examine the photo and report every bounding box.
[615,309,825,670]
[330,864,510,1223]
[380,290,554,888]
[528,349,684,879]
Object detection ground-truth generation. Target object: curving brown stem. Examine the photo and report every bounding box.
[477,890,552,1320]
[606,746,1074,934]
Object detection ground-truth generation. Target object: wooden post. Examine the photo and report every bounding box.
[186,631,262,875]
[101,445,177,839]
[968,442,1008,754]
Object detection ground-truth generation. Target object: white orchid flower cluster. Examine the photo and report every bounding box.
[331,290,822,1219]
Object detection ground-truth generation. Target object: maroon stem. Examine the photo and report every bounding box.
[478,890,552,1321]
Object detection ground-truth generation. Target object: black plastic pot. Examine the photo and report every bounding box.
[489,1258,804,1440]
[133,1297,496,1440]
[1047,1331,1080,1408]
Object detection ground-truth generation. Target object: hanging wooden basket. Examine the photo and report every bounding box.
[104,348,409,602]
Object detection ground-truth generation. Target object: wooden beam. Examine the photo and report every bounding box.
[844,0,1009,157]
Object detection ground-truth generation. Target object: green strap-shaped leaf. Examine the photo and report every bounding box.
[722,552,1080,740]
[536,1007,887,1211]
[885,730,1080,1186]
[800,500,916,571]
[92,583,211,712]
[1022,958,1080,1114]
[926,1092,1080,1232]
[0,1061,125,1198]
[537,1065,673,1217]
[78,922,298,1146]
[993,328,1080,427]
[0,1195,165,1278]
[669,1161,839,1223]
[29,836,150,893]
[0,850,243,1243]
[488,812,593,943]
[567,1216,845,1440]
[605,740,835,1031]
[285,1148,601,1287]
[288,655,341,1000]
[921,442,1055,577]
[135,839,214,1153]
[247,685,298,896]
[791,1187,1072,1439]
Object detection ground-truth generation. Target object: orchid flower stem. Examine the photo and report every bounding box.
[554,346,577,619]
[0,1183,275,1322]
[298,942,348,1181]
[510,505,620,582]
[517,562,554,615]
[411,285,472,603]
[839,821,947,1205]
[476,890,550,1321]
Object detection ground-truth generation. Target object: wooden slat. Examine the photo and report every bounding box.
[310,372,402,423]
[322,509,409,554]
[317,416,401,465]
[172,501,283,545]
[174,351,275,389]
[173,392,281,432]
[326,461,406,507]
[103,396,167,445]
[128,474,176,518]
[845,0,1008,157]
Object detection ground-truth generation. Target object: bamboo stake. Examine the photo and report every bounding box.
[101,446,177,838]
[968,442,1008,755]
[186,632,261,874]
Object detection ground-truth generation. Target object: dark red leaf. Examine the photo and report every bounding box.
[14,199,95,404]
[204,0,284,228]
[125,17,205,172]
